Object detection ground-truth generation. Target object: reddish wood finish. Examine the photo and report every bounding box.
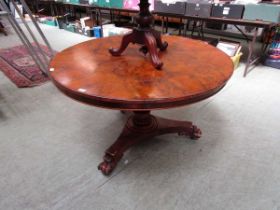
[49,36,233,110]
[49,35,233,175]
[98,111,201,175]
[109,0,168,69]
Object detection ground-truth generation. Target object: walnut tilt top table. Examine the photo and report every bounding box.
[49,35,233,175]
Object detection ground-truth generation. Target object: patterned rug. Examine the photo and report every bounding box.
[0,44,53,88]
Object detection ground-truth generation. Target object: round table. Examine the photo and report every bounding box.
[49,35,233,175]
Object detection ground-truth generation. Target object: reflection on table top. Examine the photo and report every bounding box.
[49,35,233,110]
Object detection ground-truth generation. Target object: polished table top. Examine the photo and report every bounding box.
[49,35,233,110]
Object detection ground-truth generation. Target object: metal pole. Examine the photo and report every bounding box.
[10,0,49,72]
[2,0,48,74]
[244,27,259,77]
[0,0,48,75]
[18,0,55,56]
[6,15,48,75]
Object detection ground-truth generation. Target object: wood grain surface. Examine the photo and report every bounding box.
[49,35,233,110]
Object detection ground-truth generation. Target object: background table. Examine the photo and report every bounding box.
[49,35,233,175]
[40,0,276,76]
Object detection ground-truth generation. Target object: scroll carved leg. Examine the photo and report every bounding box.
[144,32,163,69]
[109,32,135,56]
[108,0,168,69]
[98,111,201,175]
[152,29,168,51]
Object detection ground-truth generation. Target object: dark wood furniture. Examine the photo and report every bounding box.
[49,35,233,175]
[109,0,168,69]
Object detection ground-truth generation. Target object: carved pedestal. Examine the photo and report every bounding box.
[98,111,201,175]
[109,0,168,69]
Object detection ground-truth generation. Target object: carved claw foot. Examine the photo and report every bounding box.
[158,41,168,51]
[98,161,114,175]
[190,125,202,140]
[98,154,120,175]
[154,60,163,70]
[109,48,121,56]
[178,125,202,140]
[109,32,135,56]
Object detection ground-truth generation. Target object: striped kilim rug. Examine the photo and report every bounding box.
[0,44,52,88]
